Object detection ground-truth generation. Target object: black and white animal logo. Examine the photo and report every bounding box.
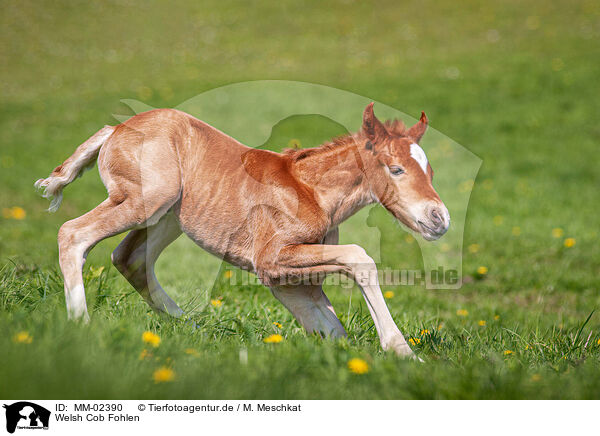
[3,402,50,434]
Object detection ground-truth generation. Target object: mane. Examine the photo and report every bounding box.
[283,118,408,161]
[384,119,407,137]
[283,132,364,161]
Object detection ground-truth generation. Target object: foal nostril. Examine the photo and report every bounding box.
[430,207,443,227]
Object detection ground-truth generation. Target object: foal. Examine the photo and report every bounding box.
[36,103,449,358]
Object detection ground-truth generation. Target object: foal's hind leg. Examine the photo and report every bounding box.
[111,213,184,317]
[271,285,347,338]
[58,199,157,321]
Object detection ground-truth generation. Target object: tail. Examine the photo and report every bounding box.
[35,125,116,212]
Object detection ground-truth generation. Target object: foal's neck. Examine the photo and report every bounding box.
[292,142,374,227]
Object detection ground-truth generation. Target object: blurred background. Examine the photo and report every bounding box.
[1,0,599,399]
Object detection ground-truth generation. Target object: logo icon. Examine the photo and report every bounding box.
[3,402,50,434]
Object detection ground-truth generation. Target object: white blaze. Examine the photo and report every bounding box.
[410,143,428,174]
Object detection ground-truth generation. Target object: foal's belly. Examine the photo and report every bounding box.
[175,204,256,272]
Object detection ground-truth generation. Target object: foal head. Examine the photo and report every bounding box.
[361,103,450,241]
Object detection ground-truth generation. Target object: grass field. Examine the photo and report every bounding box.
[1,0,600,399]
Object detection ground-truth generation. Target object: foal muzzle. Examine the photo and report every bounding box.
[417,204,450,241]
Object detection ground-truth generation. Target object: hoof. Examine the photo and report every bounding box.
[183,318,200,329]
[412,354,425,363]
[383,337,417,358]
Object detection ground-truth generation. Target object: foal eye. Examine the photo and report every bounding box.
[389,166,405,176]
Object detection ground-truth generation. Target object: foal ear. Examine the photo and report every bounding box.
[407,111,428,143]
[362,102,388,146]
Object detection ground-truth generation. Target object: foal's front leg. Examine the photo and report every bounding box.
[274,244,415,357]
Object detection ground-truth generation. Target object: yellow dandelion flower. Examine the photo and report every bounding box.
[223,270,233,279]
[89,266,105,278]
[468,243,480,254]
[512,226,521,236]
[383,290,395,299]
[477,266,488,275]
[494,315,500,320]
[408,337,421,346]
[525,344,530,350]
[13,331,33,344]
[478,320,486,326]
[347,358,369,374]
[184,348,199,356]
[153,366,175,383]
[142,331,161,348]
[272,322,282,328]
[563,238,575,248]
[139,349,152,360]
[3,207,26,220]
[493,215,504,226]
[136,86,153,100]
[420,329,430,335]
[10,207,26,220]
[457,309,468,317]
[531,374,541,382]
[504,350,513,356]
[210,299,223,308]
[263,334,283,344]
[551,228,564,238]
[458,179,474,193]
[597,338,600,346]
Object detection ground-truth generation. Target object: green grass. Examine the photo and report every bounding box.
[1,0,600,399]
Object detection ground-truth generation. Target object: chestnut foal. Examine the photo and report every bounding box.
[36,103,449,358]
